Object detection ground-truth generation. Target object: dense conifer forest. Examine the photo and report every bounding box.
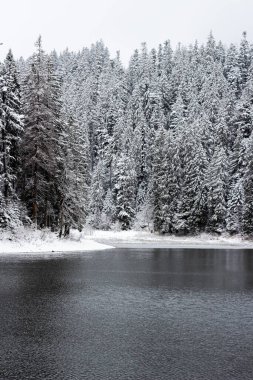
[1,33,253,236]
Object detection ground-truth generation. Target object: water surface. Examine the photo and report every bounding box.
[0,248,253,379]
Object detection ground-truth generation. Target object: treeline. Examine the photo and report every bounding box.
[1,33,253,236]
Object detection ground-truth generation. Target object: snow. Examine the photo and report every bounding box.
[82,228,253,249]
[0,227,113,255]
[1,227,253,256]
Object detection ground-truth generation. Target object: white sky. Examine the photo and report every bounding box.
[0,0,252,65]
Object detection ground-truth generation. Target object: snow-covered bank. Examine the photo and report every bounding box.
[1,228,253,256]
[83,229,253,249]
[0,228,113,255]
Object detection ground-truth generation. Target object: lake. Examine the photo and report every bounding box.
[0,248,253,379]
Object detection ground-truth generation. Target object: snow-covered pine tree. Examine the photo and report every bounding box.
[226,127,248,234]
[0,51,23,229]
[113,152,137,230]
[238,31,251,91]
[152,128,180,233]
[241,133,253,236]
[152,127,171,232]
[100,188,116,229]
[174,126,207,234]
[169,93,186,131]
[88,159,107,228]
[111,119,137,230]
[224,43,240,95]
[0,50,23,198]
[206,147,228,233]
[21,37,63,229]
[58,116,90,236]
[226,179,243,235]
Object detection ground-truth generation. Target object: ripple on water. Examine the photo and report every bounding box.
[0,248,253,380]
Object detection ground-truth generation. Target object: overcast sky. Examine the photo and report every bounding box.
[0,0,253,65]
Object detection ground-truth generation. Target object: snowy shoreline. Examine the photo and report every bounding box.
[1,228,253,256]
[86,230,253,250]
[0,228,114,255]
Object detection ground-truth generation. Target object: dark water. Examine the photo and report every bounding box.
[0,248,253,380]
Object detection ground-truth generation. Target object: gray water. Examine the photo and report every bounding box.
[0,248,253,380]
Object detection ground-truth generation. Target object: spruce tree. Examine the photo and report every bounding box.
[21,37,63,228]
[0,50,23,198]
[113,153,137,230]
[206,147,228,233]
[241,133,253,236]
[0,51,23,229]
[58,116,90,236]
[174,127,207,234]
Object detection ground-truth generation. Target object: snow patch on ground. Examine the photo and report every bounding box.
[1,227,253,256]
[0,227,113,255]
[82,228,253,249]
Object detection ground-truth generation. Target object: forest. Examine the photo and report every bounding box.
[1,32,253,237]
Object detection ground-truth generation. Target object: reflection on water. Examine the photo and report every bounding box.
[0,248,253,380]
